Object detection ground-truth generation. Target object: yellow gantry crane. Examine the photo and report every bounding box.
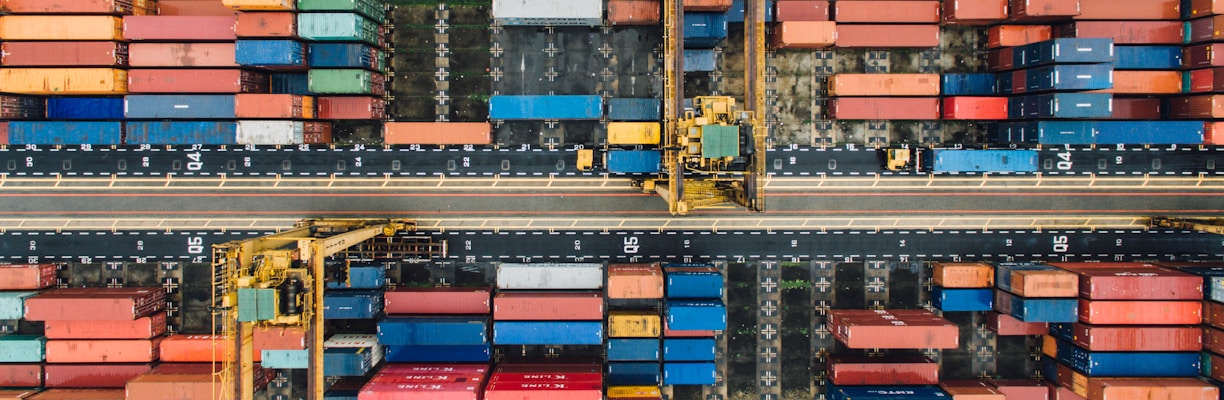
[1150,217,1224,235]
[210,219,445,400]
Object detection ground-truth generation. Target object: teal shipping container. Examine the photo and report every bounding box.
[0,291,38,320]
[262,349,308,369]
[297,0,387,23]
[0,335,44,363]
[298,13,380,46]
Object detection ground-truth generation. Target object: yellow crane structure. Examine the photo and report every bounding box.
[1150,217,1224,235]
[210,219,446,400]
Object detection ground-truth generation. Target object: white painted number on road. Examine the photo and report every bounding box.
[1056,152,1072,170]
[623,237,639,254]
[187,237,204,254]
[1053,235,1069,253]
[186,153,203,171]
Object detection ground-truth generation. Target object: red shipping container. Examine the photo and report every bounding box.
[24,288,164,321]
[360,382,482,400]
[989,379,1050,400]
[43,363,151,388]
[235,94,312,119]
[1059,267,1202,300]
[156,0,237,16]
[384,288,492,315]
[942,0,1008,25]
[253,326,305,350]
[371,372,487,384]
[43,311,166,339]
[987,48,1015,71]
[122,16,237,41]
[827,356,938,385]
[1,0,145,14]
[828,97,940,120]
[988,25,1051,49]
[942,97,1008,120]
[772,21,836,49]
[1184,43,1224,68]
[128,69,267,94]
[1192,0,1224,17]
[1069,324,1200,351]
[606,0,662,25]
[683,0,732,12]
[45,338,162,363]
[128,43,237,67]
[303,121,333,144]
[985,311,1048,336]
[1109,97,1163,120]
[1010,70,1027,94]
[1191,68,1224,92]
[0,42,128,67]
[493,292,602,321]
[1189,15,1224,43]
[0,123,8,146]
[1207,122,1224,145]
[0,264,56,290]
[484,381,602,400]
[1087,378,1219,400]
[835,24,940,48]
[1076,0,1180,20]
[1078,299,1201,325]
[25,389,125,400]
[317,96,386,120]
[1011,0,1080,19]
[0,390,35,400]
[1169,95,1224,119]
[0,364,40,388]
[1205,326,1224,354]
[159,334,227,362]
[235,12,297,37]
[834,1,940,23]
[940,380,1005,399]
[828,309,958,349]
[490,373,602,383]
[1056,21,1184,45]
[776,0,829,21]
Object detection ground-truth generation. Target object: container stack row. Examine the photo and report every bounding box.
[771,0,960,49]
[1166,262,1224,388]
[606,263,665,387]
[0,265,57,392]
[930,262,995,313]
[661,263,725,386]
[824,309,959,398]
[1181,2,1224,144]
[826,73,941,121]
[492,263,605,347]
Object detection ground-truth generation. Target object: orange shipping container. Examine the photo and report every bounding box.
[683,0,731,12]
[221,0,295,10]
[0,69,127,95]
[1087,378,1218,400]
[493,292,603,320]
[0,42,128,67]
[235,94,314,119]
[159,335,229,362]
[984,311,1048,336]
[156,0,239,16]
[940,380,1005,400]
[836,24,940,48]
[124,374,220,400]
[943,0,1008,24]
[607,264,665,299]
[1192,0,1224,17]
[1076,0,1181,20]
[235,12,297,37]
[45,338,162,363]
[1012,0,1080,19]
[827,74,940,96]
[834,1,940,23]
[988,25,1052,48]
[1,0,152,14]
[932,262,994,288]
[607,0,661,25]
[383,122,491,145]
[0,16,123,40]
[253,326,305,350]
[43,312,167,339]
[1207,122,1224,145]
[1009,269,1079,297]
[128,43,237,67]
[772,21,836,49]
[26,390,125,400]
[1078,299,1202,325]
[1094,71,1180,95]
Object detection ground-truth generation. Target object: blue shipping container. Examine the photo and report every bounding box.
[1032,93,1113,119]
[826,385,950,400]
[46,97,125,120]
[323,290,383,319]
[665,271,724,299]
[0,335,42,363]
[607,150,662,174]
[1019,38,1114,67]
[663,338,716,361]
[996,72,1014,95]
[607,338,660,362]
[1040,357,1060,383]
[1114,46,1182,69]
[1055,339,1199,377]
[0,291,36,320]
[726,0,775,23]
[236,40,307,68]
[493,321,603,345]
[684,49,717,72]
[377,317,489,346]
[943,73,997,96]
[1025,64,1114,92]
[124,121,238,145]
[327,265,385,289]
[932,288,993,312]
[997,290,1078,323]
[488,95,602,120]
[608,98,660,121]
[271,73,312,95]
[607,362,661,386]
[9,121,123,145]
[666,300,727,331]
[309,43,378,69]
[384,345,491,363]
[663,363,717,385]
[1094,121,1204,145]
[994,121,1097,145]
[925,149,1039,173]
[324,347,375,377]
[262,349,308,369]
[125,95,236,119]
[683,13,728,49]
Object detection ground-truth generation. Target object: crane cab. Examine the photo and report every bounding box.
[885,148,914,171]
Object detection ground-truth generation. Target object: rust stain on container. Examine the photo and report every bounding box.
[1077,299,1202,325]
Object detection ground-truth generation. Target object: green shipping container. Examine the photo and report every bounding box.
[0,335,44,362]
[0,291,38,320]
[298,13,380,46]
[309,69,379,94]
[699,125,739,159]
[262,349,308,369]
[297,0,386,23]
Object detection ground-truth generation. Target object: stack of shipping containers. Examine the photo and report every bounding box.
[681,0,731,73]
[661,263,725,386]
[1185,1,1224,144]
[605,99,663,174]
[320,263,387,377]
[605,263,665,388]
[931,262,995,313]
[229,0,324,145]
[0,265,56,392]
[770,0,833,50]
[824,309,958,399]
[827,72,942,123]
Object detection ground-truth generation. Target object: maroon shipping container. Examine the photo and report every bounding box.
[1192,0,1224,17]
[317,96,386,120]
[0,264,56,290]
[0,96,46,120]
[827,356,938,385]
[0,123,8,146]
[43,363,151,388]
[942,0,1008,25]
[43,312,167,339]
[493,292,603,321]
[1078,299,1202,325]
[833,1,940,23]
[775,0,829,21]
[828,309,959,349]
[128,69,267,94]
[45,338,162,363]
[122,16,237,41]
[1190,67,1224,92]
[1110,97,1164,119]
[835,24,940,48]
[1169,95,1224,119]
[1055,21,1184,44]
[26,389,126,400]
[1189,16,1224,43]
[1061,267,1203,300]
[1011,0,1080,20]
[989,379,1050,400]
[0,364,41,388]
[1205,326,1224,354]
[987,48,1016,71]
[1069,324,1201,351]
[0,42,128,67]
[24,288,165,321]
[1185,44,1224,68]
[303,121,333,144]
[1010,70,1027,94]
[828,97,940,120]
[1206,300,1224,330]
[985,311,1048,336]
[384,288,492,315]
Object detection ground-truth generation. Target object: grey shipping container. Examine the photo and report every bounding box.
[496,263,604,289]
[492,0,602,26]
[8,121,123,145]
[608,98,661,121]
[125,95,236,119]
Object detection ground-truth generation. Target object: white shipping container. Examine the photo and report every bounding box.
[325,333,382,366]
[0,291,37,320]
[496,263,604,289]
[492,0,602,26]
[237,120,304,145]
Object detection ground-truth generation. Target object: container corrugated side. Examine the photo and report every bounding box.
[235,39,308,68]
[8,122,122,145]
[825,385,949,400]
[0,69,126,95]
[1076,0,1181,20]
[1,42,128,67]
[124,121,239,145]
[682,49,717,72]
[927,149,1039,173]
[607,339,661,361]
[606,363,661,386]
[1017,38,1115,68]
[235,94,313,119]
[607,98,660,121]
[236,121,304,145]
[932,262,994,288]
[158,0,238,16]
[774,0,826,21]
[308,43,381,69]
[222,0,295,11]
[608,311,661,338]
[384,288,491,315]
[994,289,1078,323]
[129,43,237,67]
[0,292,37,320]
[298,0,386,23]
[0,364,40,388]
[932,288,994,312]
[607,0,662,25]
[125,95,236,119]
[833,1,940,23]
[662,363,716,385]
[989,25,1052,48]
[2,0,142,14]
[47,97,125,120]
[1050,323,1201,351]
[377,317,489,346]
[488,95,603,120]
[1115,46,1183,69]
[0,16,122,40]
[43,363,150,388]
[1078,299,1201,325]
[45,338,161,363]
[159,335,227,362]
[771,21,835,49]
[297,13,380,45]
[492,321,603,345]
[494,291,603,321]
[383,345,491,363]
[127,69,268,94]
[43,312,167,340]
[828,97,940,120]
[1055,21,1184,45]
[682,13,729,48]
[0,264,56,290]
[1054,339,1199,377]
[665,300,727,331]
[827,356,939,385]
[607,263,664,299]
[985,311,1048,336]
[383,122,491,145]
[606,150,662,174]
[943,0,1007,24]
[0,336,44,363]
[1087,378,1217,400]
[236,11,297,37]
[827,309,959,349]
[24,287,164,321]
[835,24,939,48]
[1094,121,1204,145]
[123,16,236,40]
[828,73,941,96]
[492,0,602,26]
[316,96,385,119]
[495,263,603,290]
[662,338,715,361]
[996,262,1079,297]
[323,290,383,319]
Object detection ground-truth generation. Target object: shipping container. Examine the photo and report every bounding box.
[607,264,665,299]
[924,149,1039,173]
[45,338,160,363]
[1076,0,1180,20]
[933,288,994,312]
[836,24,941,48]
[383,345,491,363]
[125,372,224,400]
[1016,93,1113,119]
[324,290,383,319]
[1054,339,1199,377]
[662,363,716,385]
[0,16,122,40]
[43,312,167,340]
[607,122,662,145]
[304,121,333,144]
[988,48,1016,71]
[494,291,602,321]
[1055,21,1184,45]
[489,95,602,120]
[1112,46,1182,69]
[606,386,662,399]
[128,69,267,94]
[298,0,385,23]
[1,42,127,67]
[0,389,36,400]
[123,16,236,40]
[607,363,661,386]
[995,290,1078,322]
[826,385,949,400]
[129,43,236,67]
[495,263,603,289]
[1096,121,1204,144]
[43,363,150,388]
[1022,64,1114,92]
[1078,299,1201,325]
[1095,70,1177,94]
[236,12,297,37]
[666,300,727,331]
[1190,15,1224,43]
[384,288,491,315]
[0,364,40,388]
[125,121,239,145]
[996,262,1079,297]
[828,309,959,349]
[683,49,717,72]
[45,97,124,120]
[1055,265,1203,300]
[492,0,602,26]
[775,0,828,21]
[942,74,997,96]
[932,262,994,288]
[1086,378,1218,400]
[683,13,729,48]
[827,356,939,385]
[125,94,235,120]
[325,347,377,377]
[382,122,490,145]
[942,97,1009,120]
[607,0,662,25]
[158,335,226,362]
[24,288,163,321]
[235,40,307,68]
[1,0,150,14]
[262,349,308,369]
[359,382,482,400]
[727,0,776,22]
[1170,94,1224,118]
[664,264,723,298]
[309,43,381,70]
[940,380,1005,400]
[827,73,940,97]
[271,73,311,95]
[493,321,603,345]
[771,21,836,49]
[828,97,941,120]
[297,13,380,45]
[1049,323,1200,351]
[485,381,601,400]
[1185,43,1224,68]
[1105,97,1163,120]
[0,336,43,363]
[684,0,732,12]
[833,1,940,23]
[607,98,660,121]
[989,25,1053,49]
[377,317,489,346]
[985,310,1050,335]
[988,380,1049,400]
[608,311,662,337]
[1190,67,1224,92]
[158,0,238,16]
[942,0,1007,24]
[0,264,56,290]
[324,265,383,290]
[1011,0,1080,19]
[662,338,715,361]
[607,339,661,362]
[0,69,126,95]
[309,69,384,95]
[0,292,36,320]
[316,96,385,120]
[234,94,313,119]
